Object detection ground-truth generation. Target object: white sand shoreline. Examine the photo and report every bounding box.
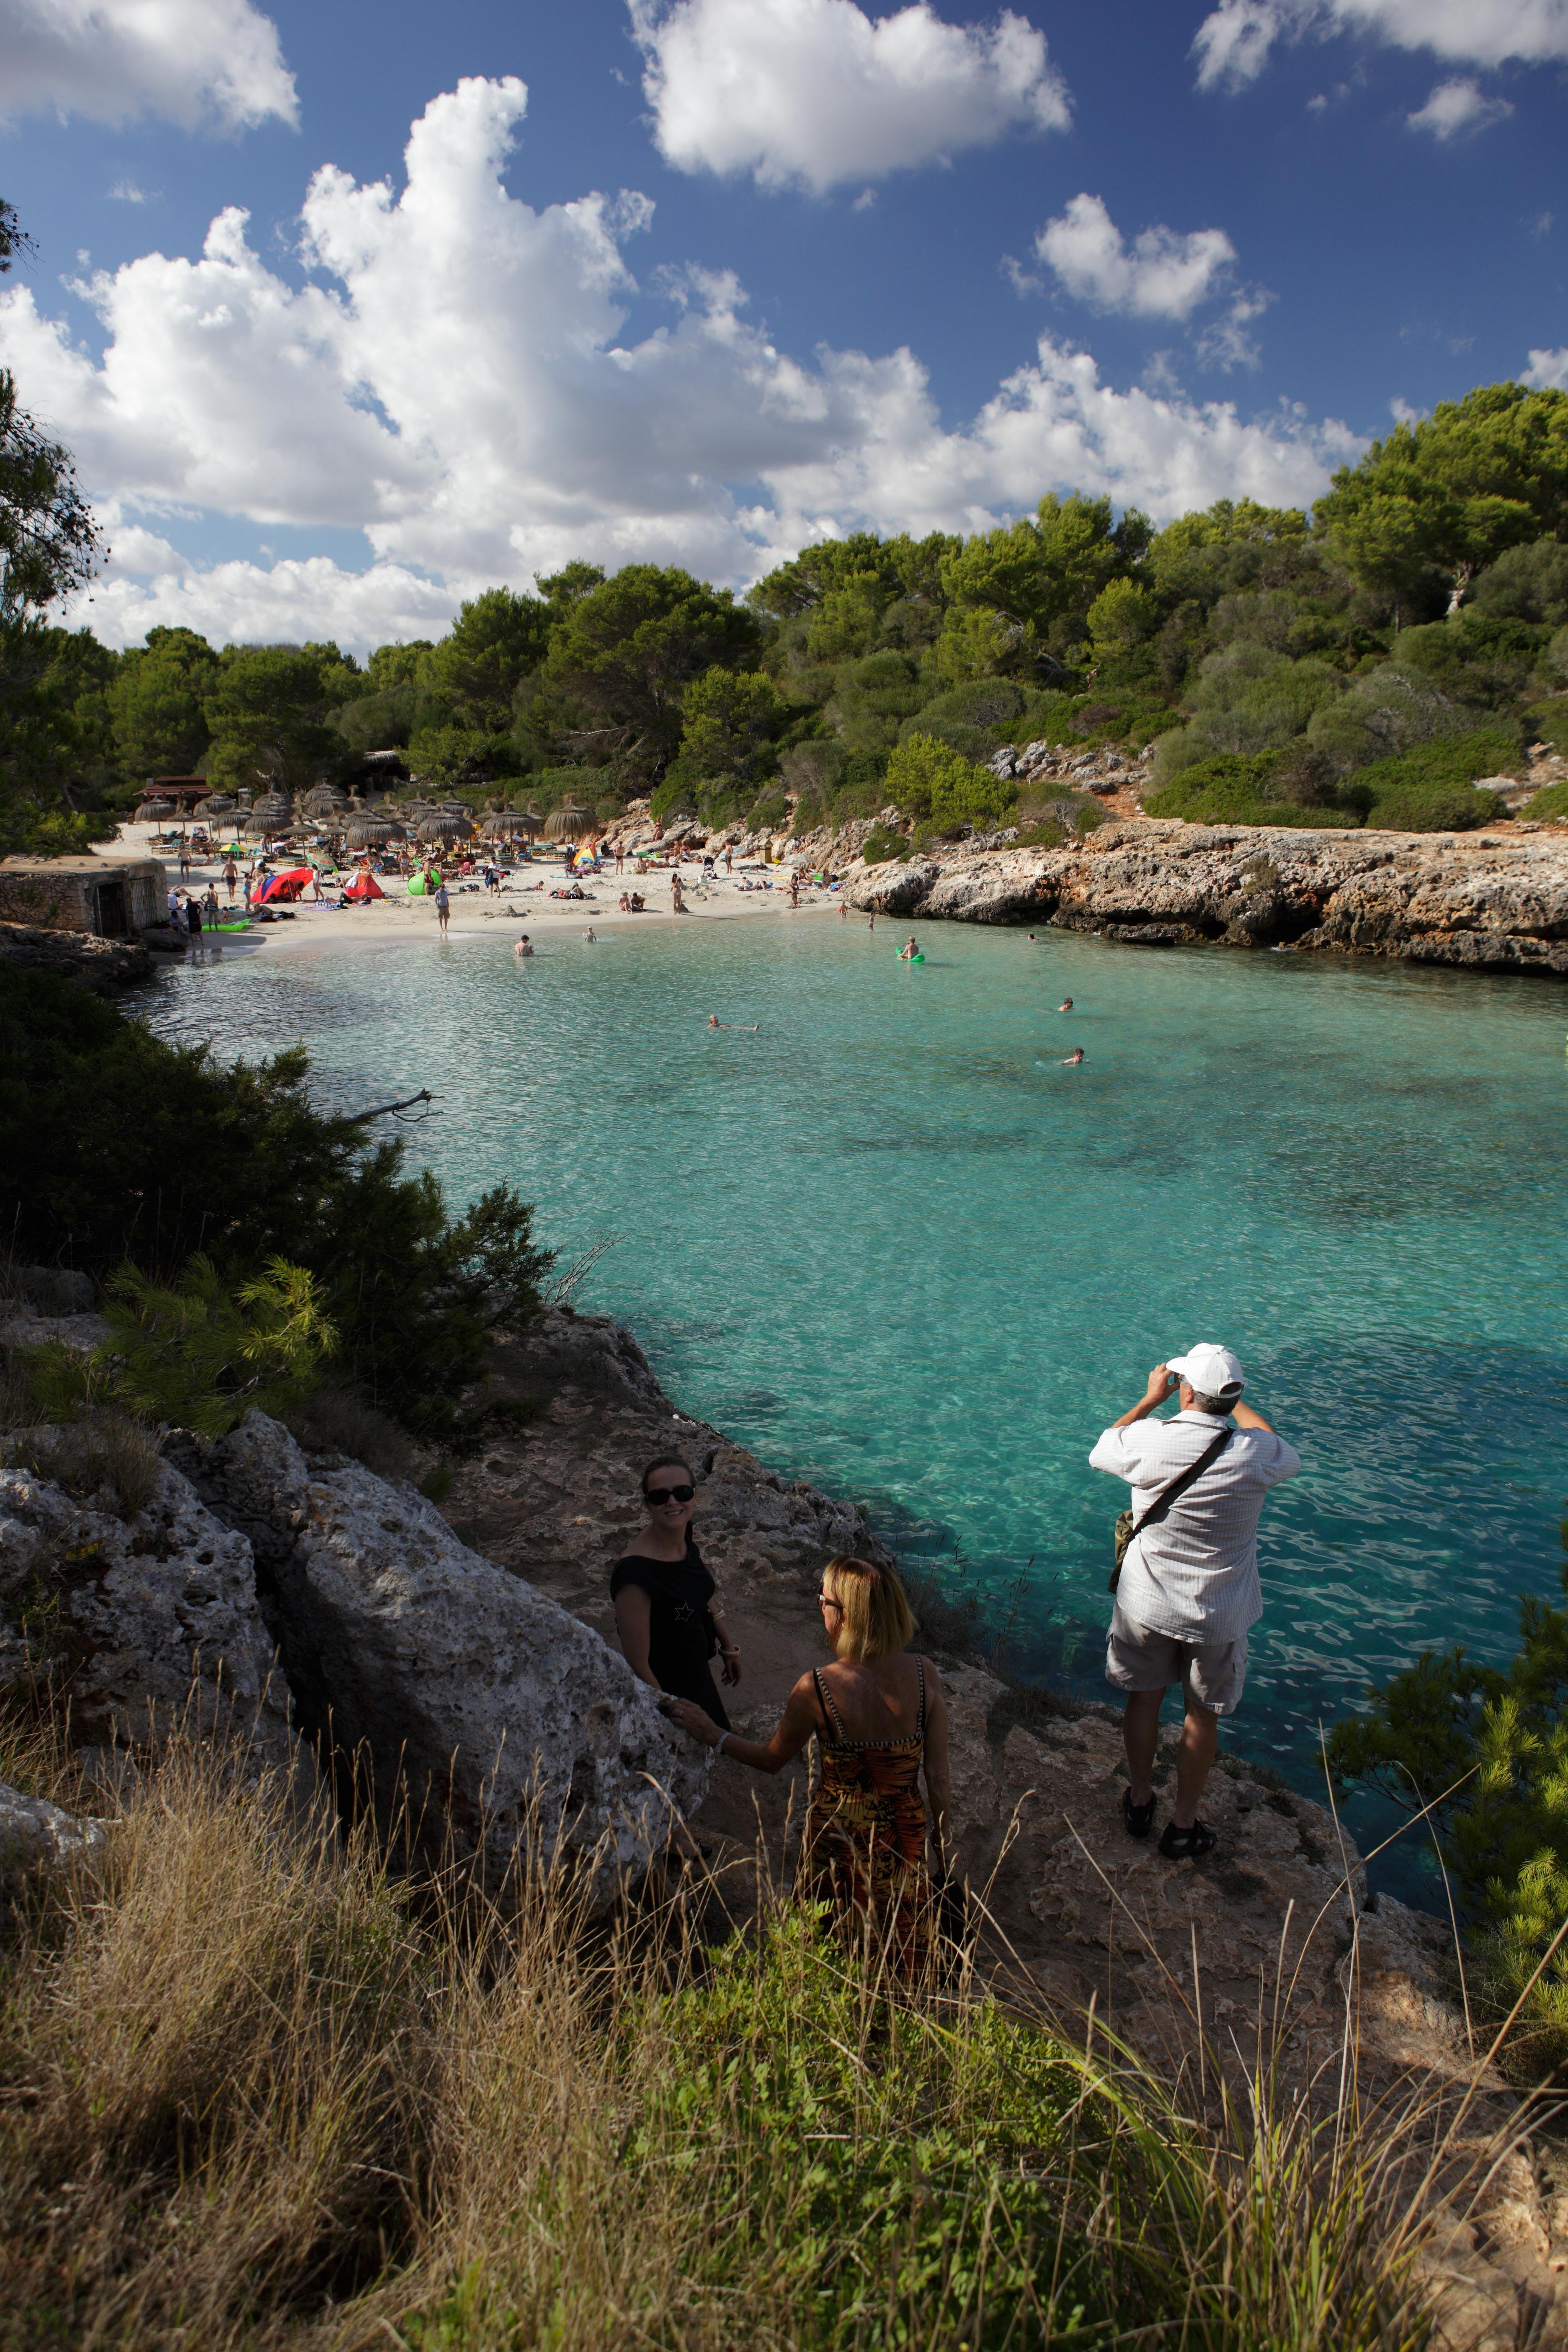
[97,822,851,964]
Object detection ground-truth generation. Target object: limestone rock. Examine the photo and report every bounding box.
[0,1779,108,1876]
[840,820,1568,975]
[0,1453,292,1765]
[187,1412,710,1888]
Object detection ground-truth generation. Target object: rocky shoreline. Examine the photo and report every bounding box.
[836,816,1568,976]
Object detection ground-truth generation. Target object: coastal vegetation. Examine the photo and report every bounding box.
[0,1714,1451,2349]
[1,175,1565,861]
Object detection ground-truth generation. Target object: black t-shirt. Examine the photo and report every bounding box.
[610,1536,726,1715]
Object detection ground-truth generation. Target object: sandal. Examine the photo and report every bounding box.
[1122,1788,1156,1841]
[1158,1817,1217,1860]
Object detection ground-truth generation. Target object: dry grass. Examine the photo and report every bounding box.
[0,1724,1522,2352]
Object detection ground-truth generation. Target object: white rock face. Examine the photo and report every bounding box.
[188,1413,710,1888]
[0,1779,108,1875]
[0,1454,292,1765]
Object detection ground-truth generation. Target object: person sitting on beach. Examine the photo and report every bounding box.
[665,1557,949,1981]
[629,891,646,911]
[619,892,631,912]
[611,1459,740,1732]
[513,934,533,957]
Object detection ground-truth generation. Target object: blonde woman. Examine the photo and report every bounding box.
[665,1555,949,1975]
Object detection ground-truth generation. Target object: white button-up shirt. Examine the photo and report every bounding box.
[1088,1408,1301,1643]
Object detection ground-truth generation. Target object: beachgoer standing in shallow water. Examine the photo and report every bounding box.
[513,934,533,958]
[611,1458,740,1726]
[436,882,450,937]
[666,1556,949,1980]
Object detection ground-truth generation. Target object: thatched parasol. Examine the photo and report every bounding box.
[543,798,592,841]
[480,807,538,838]
[302,786,350,818]
[417,811,472,843]
[135,798,176,823]
[345,815,405,849]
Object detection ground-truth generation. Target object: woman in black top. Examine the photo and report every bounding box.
[611,1456,741,1729]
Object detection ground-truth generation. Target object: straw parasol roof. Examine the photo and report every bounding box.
[345,815,405,848]
[480,807,541,837]
[417,811,472,843]
[195,793,236,819]
[543,797,592,841]
[135,798,176,823]
[302,786,350,818]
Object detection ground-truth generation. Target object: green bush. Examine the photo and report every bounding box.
[1143,756,1362,829]
[860,826,908,864]
[0,967,552,1442]
[1354,726,1522,794]
[884,733,1017,833]
[1328,1534,1568,2077]
[1525,779,1568,819]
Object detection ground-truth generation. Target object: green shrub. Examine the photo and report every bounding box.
[1328,1533,1568,2077]
[860,826,908,864]
[1354,726,1522,793]
[1143,756,1362,829]
[1364,786,1506,833]
[1525,779,1568,819]
[884,733,1016,833]
[0,966,553,1442]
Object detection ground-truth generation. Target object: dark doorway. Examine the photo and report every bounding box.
[90,879,127,937]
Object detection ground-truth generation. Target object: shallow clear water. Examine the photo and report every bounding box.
[147,915,1568,1895]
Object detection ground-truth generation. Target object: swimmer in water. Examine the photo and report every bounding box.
[583,926,596,942]
[1058,997,1073,1011]
[897,936,919,961]
[707,1014,759,1031]
[1058,1047,1085,1065]
[513,934,534,958]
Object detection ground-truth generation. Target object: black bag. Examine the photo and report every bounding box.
[1110,1427,1233,1595]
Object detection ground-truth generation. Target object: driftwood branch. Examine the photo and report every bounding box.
[341,1088,437,1126]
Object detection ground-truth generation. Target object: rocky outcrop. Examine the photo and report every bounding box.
[0,1450,293,1767]
[177,1410,710,1887]
[841,818,1568,975]
[0,1780,108,1877]
[0,919,154,992]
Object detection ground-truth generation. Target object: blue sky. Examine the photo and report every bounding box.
[0,0,1565,650]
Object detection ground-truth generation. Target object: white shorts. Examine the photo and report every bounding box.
[1105,1602,1248,1717]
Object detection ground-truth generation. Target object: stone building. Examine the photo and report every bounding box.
[0,856,167,939]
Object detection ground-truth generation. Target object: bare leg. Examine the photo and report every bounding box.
[1122,1687,1164,1806]
[1171,1700,1219,1828]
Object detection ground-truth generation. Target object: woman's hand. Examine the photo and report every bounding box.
[718,1647,742,1687]
[664,1697,725,1746]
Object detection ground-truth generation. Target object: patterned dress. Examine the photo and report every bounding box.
[801,1661,934,1980]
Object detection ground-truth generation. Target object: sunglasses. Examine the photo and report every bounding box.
[645,1484,695,1505]
[817,1591,843,1611]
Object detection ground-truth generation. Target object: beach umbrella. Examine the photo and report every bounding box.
[345,815,405,848]
[418,812,472,843]
[302,786,350,819]
[544,797,592,841]
[135,798,176,823]
[195,793,236,820]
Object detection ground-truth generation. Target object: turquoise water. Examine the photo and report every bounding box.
[147,916,1568,1891]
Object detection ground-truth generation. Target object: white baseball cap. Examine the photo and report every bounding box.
[1166,1344,1245,1400]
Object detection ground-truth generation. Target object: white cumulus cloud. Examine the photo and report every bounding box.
[1194,0,1568,91]
[0,75,1361,651]
[629,0,1069,193]
[1036,194,1236,321]
[1407,76,1514,135]
[1523,347,1568,388]
[0,0,296,131]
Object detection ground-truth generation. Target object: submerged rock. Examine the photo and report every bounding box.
[180,1411,710,1889]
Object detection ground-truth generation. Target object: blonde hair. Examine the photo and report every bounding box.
[820,1555,915,1664]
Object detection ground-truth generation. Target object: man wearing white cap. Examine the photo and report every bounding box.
[1089,1345,1299,1860]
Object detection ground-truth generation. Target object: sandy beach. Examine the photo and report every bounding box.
[98,820,848,962]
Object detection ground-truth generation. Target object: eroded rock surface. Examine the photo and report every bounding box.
[841,819,1568,976]
[0,1452,292,1766]
[179,1409,711,1886]
[0,1779,108,1877]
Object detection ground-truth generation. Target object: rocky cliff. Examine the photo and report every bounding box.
[839,816,1568,975]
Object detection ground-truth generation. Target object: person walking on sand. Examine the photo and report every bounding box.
[724,844,733,873]
[435,882,450,937]
[665,1557,949,1982]
[1090,1346,1299,1861]
[223,857,239,905]
[671,871,684,913]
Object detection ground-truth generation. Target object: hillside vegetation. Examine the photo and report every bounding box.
[5,369,1568,855]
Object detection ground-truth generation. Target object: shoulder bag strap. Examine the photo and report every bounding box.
[1135,1426,1233,1534]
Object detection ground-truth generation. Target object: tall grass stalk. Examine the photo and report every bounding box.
[0,1723,1523,2350]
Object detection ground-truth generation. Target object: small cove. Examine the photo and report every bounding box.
[148,916,1568,1897]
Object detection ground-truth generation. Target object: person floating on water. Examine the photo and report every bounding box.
[1058,998,1074,1011]
[1059,1047,1085,1065]
[897,936,919,961]
[707,1014,760,1032]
